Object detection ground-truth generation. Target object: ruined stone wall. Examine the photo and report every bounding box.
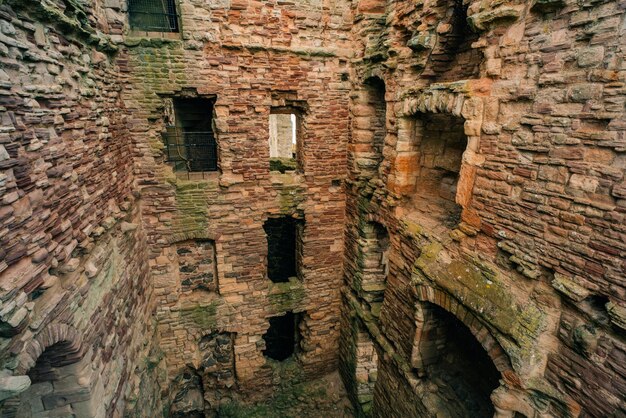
[342,0,626,417]
[0,0,160,416]
[111,0,353,413]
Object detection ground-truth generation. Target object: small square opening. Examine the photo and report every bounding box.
[262,311,302,361]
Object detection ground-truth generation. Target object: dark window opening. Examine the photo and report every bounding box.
[128,0,179,32]
[418,303,500,417]
[269,108,302,173]
[264,217,302,283]
[263,312,302,361]
[162,97,218,173]
[364,77,386,173]
[407,113,466,228]
[581,294,610,326]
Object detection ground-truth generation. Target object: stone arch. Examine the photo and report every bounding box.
[7,323,100,417]
[393,85,486,230]
[352,75,388,178]
[16,322,83,375]
[411,286,521,417]
[412,285,515,378]
[166,231,219,245]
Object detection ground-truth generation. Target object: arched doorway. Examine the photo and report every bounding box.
[414,302,502,417]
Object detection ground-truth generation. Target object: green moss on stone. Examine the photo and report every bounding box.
[270,158,297,173]
[267,278,306,314]
[179,301,219,329]
[412,242,549,375]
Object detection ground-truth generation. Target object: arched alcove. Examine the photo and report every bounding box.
[352,76,387,177]
[9,338,97,417]
[414,302,502,417]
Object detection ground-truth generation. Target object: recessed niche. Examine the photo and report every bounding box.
[359,221,389,315]
[10,340,95,417]
[415,303,500,417]
[176,240,218,293]
[364,77,387,174]
[263,217,303,283]
[353,77,387,177]
[405,113,467,228]
[429,1,481,82]
[263,311,302,361]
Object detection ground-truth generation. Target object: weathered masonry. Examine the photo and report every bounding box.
[0,0,624,417]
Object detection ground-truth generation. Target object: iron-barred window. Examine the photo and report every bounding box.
[163,128,218,172]
[161,97,218,174]
[128,0,179,32]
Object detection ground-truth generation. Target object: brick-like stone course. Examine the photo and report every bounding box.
[341,0,625,417]
[0,1,160,416]
[1,0,624,416]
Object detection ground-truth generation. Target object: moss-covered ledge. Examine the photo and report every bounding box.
[411,241,551,379]
[267,278,306,315]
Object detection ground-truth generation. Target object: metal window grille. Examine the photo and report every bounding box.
[162,127,218,173]
[128,0,179,32]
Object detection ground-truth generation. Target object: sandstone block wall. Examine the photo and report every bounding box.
[0,0,160,416]
[111,0,354,412]
[1,0,624,416]
[341,0,625,417]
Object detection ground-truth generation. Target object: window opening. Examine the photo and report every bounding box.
[162,97,218,174]
[262,312,302,361]
[128,0,179,32]
[263,217,302,283]
[269,108,301,173]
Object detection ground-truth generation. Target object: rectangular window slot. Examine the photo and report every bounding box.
[263,217,302,283]
[128,0,179,32]
[162,97,218,173]
[263,311,302,361]
[269,108,301,173]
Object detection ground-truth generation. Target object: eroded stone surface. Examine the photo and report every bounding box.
[0,0,624,417]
